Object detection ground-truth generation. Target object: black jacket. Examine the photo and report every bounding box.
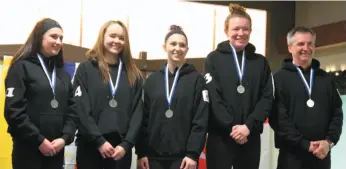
[73,59,143,152]
[135,63,209,161]
[204,40,274,135]
[269,58,343,152]
[4,56,77,147]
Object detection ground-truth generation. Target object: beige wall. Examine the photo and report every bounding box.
[295,1,346,71]
[295,1,346,27]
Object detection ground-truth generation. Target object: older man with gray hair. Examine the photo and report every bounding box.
[269,26,343,169]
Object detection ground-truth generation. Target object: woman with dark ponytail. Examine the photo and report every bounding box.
[135,25,209,169]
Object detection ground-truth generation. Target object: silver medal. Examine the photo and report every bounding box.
[51,99,59,108]
[237,85,245,94]
[109,99,117,108]
[307,99,314,108]
[165,109,174,118]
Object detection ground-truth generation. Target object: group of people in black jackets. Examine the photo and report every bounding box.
[4,3,343,169]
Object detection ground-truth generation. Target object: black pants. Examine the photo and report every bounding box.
[206,132,261,169]
[148,158,183,169]
[12,140,64,169]
[277,148,331,169]
[76,141,132,169]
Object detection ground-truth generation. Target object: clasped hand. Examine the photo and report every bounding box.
[230,125,250,145]
[309,140,329,160]
[98,142,126,160]
[39,138,65,156]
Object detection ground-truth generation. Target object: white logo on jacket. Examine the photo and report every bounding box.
[74,86,82,97]
[202,90,209,102]
[204,73,212,84]
[6,87,14,97]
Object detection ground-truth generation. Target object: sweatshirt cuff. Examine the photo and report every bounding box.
[61,135,72,145]
[186,152,199,162]
[300,139,310,152]
[325,136,336,145]
[95,136,107,149]
[119,141,133,154]
[245,118,254,133]
[36,134,45,147]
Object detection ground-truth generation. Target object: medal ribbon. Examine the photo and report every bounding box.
[230,44,245,83]
[109,59,123,99]
[165,65,182,108]
[37,54,56,98]
[295,66,314,98]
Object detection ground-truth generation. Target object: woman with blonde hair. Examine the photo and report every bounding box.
[73,20,143,169]
[204,4,274,169]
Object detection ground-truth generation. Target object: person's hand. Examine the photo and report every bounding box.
[39,139,56,156]
[230,125,250,144]
[235,137,248,145]
[112,146,126,160]
[309,141,319,152]
[180,157,197,169]
[98,142,114,158]
[138,157,150,169]
[312,140,330,160]
[51,138,65,153]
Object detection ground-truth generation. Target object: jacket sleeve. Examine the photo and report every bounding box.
[135,80,150,159]
[186,76,209,162]
[61,79,78,145]
[245,58,274,133]
[272,76,310,152]
[119,78,143,153]
[203,54,234,132]
[72,63,106,148]
[325,80,343,145]
[4,62,45,147]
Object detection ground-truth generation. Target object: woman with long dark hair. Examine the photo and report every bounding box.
[4,18,77,169]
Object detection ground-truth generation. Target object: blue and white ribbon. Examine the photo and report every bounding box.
[165,65,182,107]
[296,67,314,98]
[37,54,56,98]
[109,59,123,98]
[230,44,245,82]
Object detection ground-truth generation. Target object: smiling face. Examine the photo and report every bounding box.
[40,27,63,57]
[163,33,189,65]
[225,16,252,51]
[103,23,125,56]
[288,31,315,64]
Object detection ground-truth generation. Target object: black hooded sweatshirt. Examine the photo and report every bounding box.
[135,63,209,162]
[203,40,274,135]
[72,59,143,153]
[4,56,77,147]
[269,58,343,152]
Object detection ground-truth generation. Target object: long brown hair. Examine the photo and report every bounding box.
[86,20,142,87]
[10,18,64,69]
[224,3,252,33]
